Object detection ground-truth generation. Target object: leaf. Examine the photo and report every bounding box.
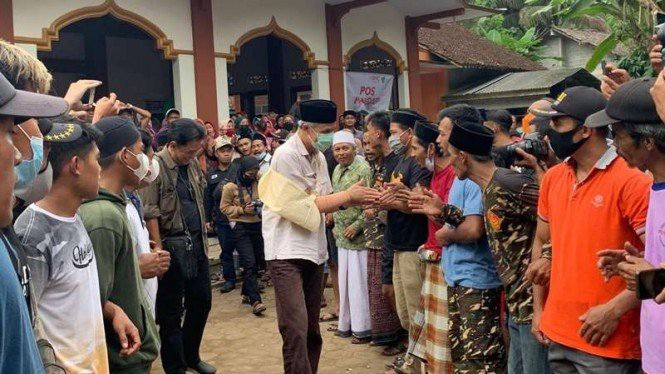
[585,33,618,71]
[486,29,504,44]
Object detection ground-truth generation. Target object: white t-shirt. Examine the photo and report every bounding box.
[14,204,108,373]
[125,201,158,316]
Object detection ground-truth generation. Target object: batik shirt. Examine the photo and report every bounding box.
[482,168,539,323]
[332,157,372,249]
[365,162,388,250]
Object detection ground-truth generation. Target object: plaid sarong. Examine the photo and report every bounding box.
[408,259,453,373]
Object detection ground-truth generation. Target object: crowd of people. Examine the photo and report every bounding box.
[1,33,665,374]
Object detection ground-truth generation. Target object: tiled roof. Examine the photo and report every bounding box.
[419,24,545,71]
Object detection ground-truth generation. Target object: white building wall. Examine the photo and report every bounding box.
[212,0,328,61]
[215,57,230,121]
[12,0,194,50]
[341,2,407,64]
[173,55,197,118]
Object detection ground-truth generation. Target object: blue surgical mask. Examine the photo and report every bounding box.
[14,126,44,190]
[254,152,267,161]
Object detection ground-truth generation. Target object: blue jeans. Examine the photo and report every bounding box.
[508,318,551,374]
[215,222,236,285]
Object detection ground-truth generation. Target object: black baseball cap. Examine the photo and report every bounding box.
[529,86,607,124]
[0,72,68,120]
[95,116,140,158]
[38,119,84,143]
[587,78,662,128]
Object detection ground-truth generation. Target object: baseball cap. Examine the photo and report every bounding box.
[529,86,607,124]
[38,119,84,143]
[214,136,233,151]
[95,116,140,158]
[0,72,68,120]
[586,78,662,128]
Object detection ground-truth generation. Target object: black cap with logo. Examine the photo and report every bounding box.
[586,78,662,128]
[529,86,607,124]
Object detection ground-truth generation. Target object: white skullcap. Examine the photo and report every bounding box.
[332,130,355,147]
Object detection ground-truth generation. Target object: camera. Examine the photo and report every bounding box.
[251,199,263,215]
[506,132,549,159]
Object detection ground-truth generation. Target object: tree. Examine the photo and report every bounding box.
[472,14,548,60]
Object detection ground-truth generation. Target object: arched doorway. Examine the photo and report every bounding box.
[39,15,174,121]
[227,35,312,118]
[347,44,400,110]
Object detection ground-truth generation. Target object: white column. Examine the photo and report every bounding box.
[215,57,230,121]
[398,71,410,108]
[15,43,38,58]
[172,54,197,119]
[311,66,331,100]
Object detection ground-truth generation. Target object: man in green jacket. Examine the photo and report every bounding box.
[80,116,159,373]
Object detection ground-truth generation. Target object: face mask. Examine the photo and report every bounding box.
[283,122,294,132]
[254,152,267,161]
[125,149,150,181]
[315,133,334,152]
[14,127,44,190]
[425,156,435,172]
[548,126,587,160]
[15,163,52,204]
[388,131,406,155]
[143,158,160,184]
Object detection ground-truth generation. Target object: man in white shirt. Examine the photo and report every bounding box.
[260,99,379,374]
[15,123,139,372]
[252,133,272,178]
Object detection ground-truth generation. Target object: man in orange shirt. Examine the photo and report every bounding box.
[527,86,650,373]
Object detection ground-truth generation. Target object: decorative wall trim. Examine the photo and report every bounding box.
[13,0,192,59]
[344,31,406,74]
[216,16,327,69]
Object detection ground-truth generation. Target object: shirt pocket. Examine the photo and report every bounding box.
[159,185,178,231]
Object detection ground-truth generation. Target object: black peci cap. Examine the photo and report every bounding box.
[449,121,495,156]
[300,99,337,124]
[391,109,426,128]
[529,86,607,124]
[414,120,439,145]
[587,78,662,128]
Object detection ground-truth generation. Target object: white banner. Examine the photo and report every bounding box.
[345,72,394,112]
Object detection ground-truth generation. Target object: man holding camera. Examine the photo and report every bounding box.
[527,86,649,373]
[220,156,266,316]
[445,117,550,373]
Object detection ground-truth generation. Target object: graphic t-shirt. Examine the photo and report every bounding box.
[642,182,665,374]
[384,156,431,252]
[14,204,109,373]
[483,168,539,323]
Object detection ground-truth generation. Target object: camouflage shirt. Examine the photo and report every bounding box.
[482,168,539,323]
[332,157,372,249]
[365,162,387,250]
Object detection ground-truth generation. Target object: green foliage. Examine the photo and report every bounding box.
[472,14,549,60]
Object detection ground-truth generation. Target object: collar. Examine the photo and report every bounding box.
[158,148,178,170]
[293,133,311,157]
[565,145,618,171]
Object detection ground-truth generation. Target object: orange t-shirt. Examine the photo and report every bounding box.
[538,148,651,360]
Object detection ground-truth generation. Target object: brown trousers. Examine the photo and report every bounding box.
[268,259,325,374]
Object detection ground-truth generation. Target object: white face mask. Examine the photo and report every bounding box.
[14,162,53,204]
[425,156,435,172]
[125,149,150,181]
[143,158,160,184]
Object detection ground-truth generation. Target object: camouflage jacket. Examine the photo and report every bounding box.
[332,157,372,249]
[365,162,387,250]
[482,168,538,323]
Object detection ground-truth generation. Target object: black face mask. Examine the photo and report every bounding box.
[548,125,587,160]
[283,122,294,132]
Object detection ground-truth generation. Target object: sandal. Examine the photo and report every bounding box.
[319,313,338,322]
[351,336,372,344]
[385,355,405,369]
[326,324,338,332]
[382,344,406,357]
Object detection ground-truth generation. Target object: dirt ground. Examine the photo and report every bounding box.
[150,241,391,373]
